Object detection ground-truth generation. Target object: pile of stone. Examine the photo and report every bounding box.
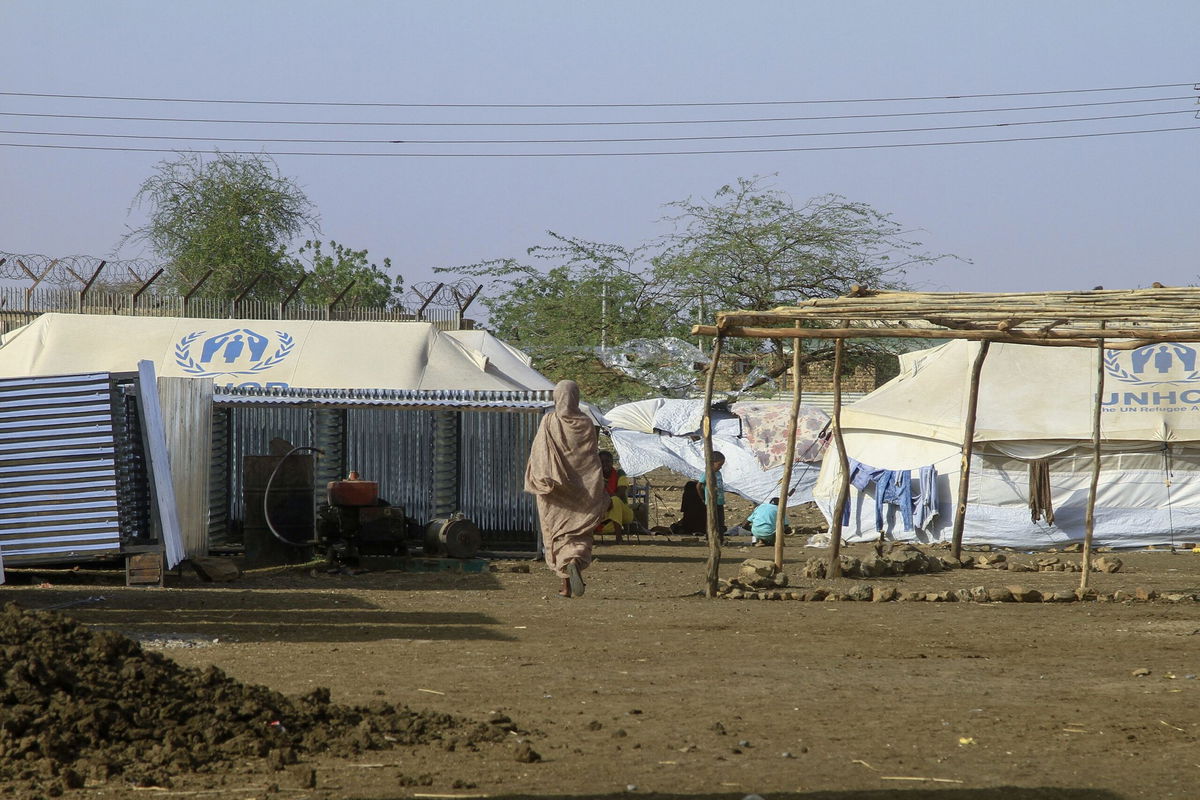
[802,543,958,579]
[962,552,1123,574]
[0,603,511,795]
[717,579,1197,604]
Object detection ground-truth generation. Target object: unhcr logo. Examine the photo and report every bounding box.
[175,328,295,378]
[1103,343,1200,410]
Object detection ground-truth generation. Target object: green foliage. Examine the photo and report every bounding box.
[291,240,401,307]
[122,152,319,300]
[441,177,961,403]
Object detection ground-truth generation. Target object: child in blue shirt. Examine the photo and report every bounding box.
[746,497,781,547]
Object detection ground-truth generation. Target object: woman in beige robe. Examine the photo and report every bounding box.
[524,380,608,597]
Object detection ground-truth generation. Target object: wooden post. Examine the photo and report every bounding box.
[774,327,802,571]
[415,282,444,322]
[828,333,849,578]
[702,333,725,597]
[1080,333,1105,590]
[183,269,214,315]
[951,340,991,560]
[232,272,265,317]
[280,274,308,318]
[326,279,356,320]
[130,268,163,315]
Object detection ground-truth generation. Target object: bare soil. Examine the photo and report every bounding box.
[3,513,1200,800]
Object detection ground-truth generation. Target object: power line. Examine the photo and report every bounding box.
[1,82,1193,108]
[0,124,1194,157]
[0,95,1189,128]
[2,109,1191,146]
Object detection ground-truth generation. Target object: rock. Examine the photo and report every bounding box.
[1131,668,1151,677]
[285,766,316,789]
[803,558,827,579]
[860,555,889,578]
[899,590,925,602]
[189,556,242,582]
[872,586,898,603]
[1093,556,1123,574]
[825,593,843,602]
[939,558,960,571]
[1134,587,1158,602]
[1074,588,1098,602]
[987,586,1014,602]
[1046,590,1076,603]
[969,586,989,602]
[740,559,777,578]
[1063,542,1083,552]
[838,556,863,578]
[728,589,745,599]
[808,588,830,601]
[848,583,873,602]
[787,591,803,601]
[924,592,942,602]
[1007,585,1041,602]
[1038,557,1061,567]
[1008,561,1032,573]
[1162,593,1191,603]
[1112,590,1132,602]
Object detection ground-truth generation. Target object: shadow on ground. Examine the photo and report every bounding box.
[0,589,514,643]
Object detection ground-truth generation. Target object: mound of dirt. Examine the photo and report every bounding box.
[0,602,509,794]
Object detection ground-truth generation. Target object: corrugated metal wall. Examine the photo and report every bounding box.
[212,399,544,550]
[0,372,152,563]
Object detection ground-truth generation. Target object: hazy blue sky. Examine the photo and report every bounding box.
[2,0,1197,303]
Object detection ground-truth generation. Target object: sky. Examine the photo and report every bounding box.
[1,0,1197,307]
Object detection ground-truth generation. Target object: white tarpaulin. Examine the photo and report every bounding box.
[815,340,1200,549]
[0,313,552,392]
[606,399,829,507]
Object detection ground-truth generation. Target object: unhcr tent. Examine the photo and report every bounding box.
[0,313,551,391]
[814,340,1200,549]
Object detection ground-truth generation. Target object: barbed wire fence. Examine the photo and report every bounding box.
[0,251,482,335]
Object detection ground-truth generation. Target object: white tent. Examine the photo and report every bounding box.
[814,340,1200,549]
[0,313,552,391]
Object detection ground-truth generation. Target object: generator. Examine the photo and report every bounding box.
[315,471,408,566]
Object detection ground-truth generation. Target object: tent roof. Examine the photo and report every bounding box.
[845,339,1200,444]
[0,314,550,392]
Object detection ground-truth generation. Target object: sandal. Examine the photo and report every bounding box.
[566,561,585,598]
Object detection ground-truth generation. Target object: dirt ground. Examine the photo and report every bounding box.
[4,508,1200,800]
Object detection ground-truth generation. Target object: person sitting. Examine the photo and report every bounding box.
[746,497,782,547]
[671,479,707,537]
[598,451,635,543]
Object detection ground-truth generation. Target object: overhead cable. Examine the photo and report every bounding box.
[0,81,1193,108]
[1,109,1192,146]
[0,124,1195,157]
[0,95,1190,128]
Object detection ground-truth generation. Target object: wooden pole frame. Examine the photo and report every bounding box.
[827,331,849,578]
[1080,331,1106,590]
[773,327,803,571]
[701,333,725,598]
[951,340,991,560]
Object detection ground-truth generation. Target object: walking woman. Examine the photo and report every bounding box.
[524,380,609,597]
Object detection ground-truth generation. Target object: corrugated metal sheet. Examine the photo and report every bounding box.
[459,410,540,545]
[214,385,553,412]
[344,407,436,524]
[0,372,153,563]
[158,376,214,558]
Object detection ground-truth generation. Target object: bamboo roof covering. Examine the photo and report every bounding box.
[691,286,1200,349]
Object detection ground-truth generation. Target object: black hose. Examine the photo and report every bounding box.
[263,446,324,546]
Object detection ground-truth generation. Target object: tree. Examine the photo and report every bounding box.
[649,176,959,388]
[291,240,402,307]
[442,177,960,401]
[444,233,685,403]
[121,152,319,300]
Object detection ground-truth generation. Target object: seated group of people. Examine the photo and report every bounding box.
[669,450,788,546]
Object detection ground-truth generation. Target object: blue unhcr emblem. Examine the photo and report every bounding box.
[1104,343,1200,386]
[175,328,295,377]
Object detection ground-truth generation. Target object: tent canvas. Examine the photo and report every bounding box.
[607,398,829,507]
[0,313,551,392]
[814,339,1200,549]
